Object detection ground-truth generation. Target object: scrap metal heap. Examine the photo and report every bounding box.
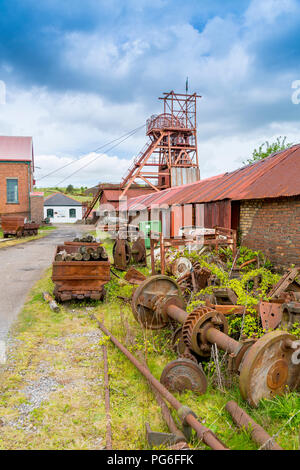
[131,274,300,407]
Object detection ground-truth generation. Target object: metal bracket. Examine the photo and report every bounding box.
[177,405,198,441]
[145,422,183,448]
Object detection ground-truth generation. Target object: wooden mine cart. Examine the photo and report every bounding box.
[52,244,110,302]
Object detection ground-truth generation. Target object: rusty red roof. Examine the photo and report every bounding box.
[101,187,154,203]
[126,144,300,210]
[0,136,33,161]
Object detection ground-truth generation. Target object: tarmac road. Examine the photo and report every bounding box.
[0,224,92,355]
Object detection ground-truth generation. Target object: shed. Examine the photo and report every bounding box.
[44,193,83,223]
[125,145,300,267]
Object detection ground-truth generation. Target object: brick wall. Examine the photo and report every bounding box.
[0,161,32,218]
[240,196,300,268]
[30,192,44,224]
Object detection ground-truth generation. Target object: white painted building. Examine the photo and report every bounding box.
[44,193,83,223]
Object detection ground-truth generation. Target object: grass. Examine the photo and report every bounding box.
[36,187,93,203]
[0,226,57,249]
[0,236,299,450]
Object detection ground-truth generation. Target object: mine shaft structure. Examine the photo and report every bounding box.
[120,91,201,197]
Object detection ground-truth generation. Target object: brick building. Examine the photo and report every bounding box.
[126,145,300,268]
[0,136,34,220]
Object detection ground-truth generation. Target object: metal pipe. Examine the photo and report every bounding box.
[91,315,228,450]
[166,304,188,324]
[206,327,239,355]
[225,401,282,450]
[141,359,188,446]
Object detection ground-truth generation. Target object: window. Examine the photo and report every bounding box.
[69,208,76,218]
[6,179,18,203]
[47,208,54,218]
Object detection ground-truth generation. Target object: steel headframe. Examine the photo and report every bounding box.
[121,91,201,197]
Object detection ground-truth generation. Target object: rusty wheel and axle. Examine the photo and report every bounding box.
[132,275,300,406]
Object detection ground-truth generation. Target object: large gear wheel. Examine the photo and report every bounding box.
[182,306,228,357]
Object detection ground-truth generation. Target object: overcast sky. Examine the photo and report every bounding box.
[0,0,300,187]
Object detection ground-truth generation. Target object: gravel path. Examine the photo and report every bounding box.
[0,224,91,349]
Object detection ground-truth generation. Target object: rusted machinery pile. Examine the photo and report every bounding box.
[91,240,299,449]
[131,274,300,407]
[52,236,110,302]
[112,235,146,270]
[1,214,39,238]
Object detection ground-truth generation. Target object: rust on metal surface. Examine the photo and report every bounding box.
[131,237,147,266]
[141,359,188,448]
[269,268,300,299]
[52,244,110,302]
[160,358,207,395]
[1,215,39,238]
[126,145,300,211]
[209,288,238,305]
[166,255,192,278]
[259,301,282,330]
[205,301,246,316]
[239,330,300,407]
[281,302,300,329]
[131,274,300,406]
[113,238,131,271]
[91,315,228,450]
[150,230,236,276]
[120,91,201,197]
[178,265,211,294]
[131,275,185,329]
[225,401,282,450]
[124,267,146,285]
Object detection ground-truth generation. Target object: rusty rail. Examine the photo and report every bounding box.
[225,401,282,450]
[90,315,228,450]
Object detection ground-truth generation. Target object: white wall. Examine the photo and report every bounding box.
[44,205,83,223]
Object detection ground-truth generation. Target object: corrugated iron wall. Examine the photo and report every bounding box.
[171,167,200,187]
[204,200,231,228]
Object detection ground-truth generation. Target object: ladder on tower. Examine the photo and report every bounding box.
[83,188,102,220]
[120,133,166,195]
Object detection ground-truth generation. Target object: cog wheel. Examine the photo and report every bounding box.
[182,306,228,357]
[180,347,198,364]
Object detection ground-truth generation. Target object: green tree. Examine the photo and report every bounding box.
[66,184,74,193]
[244,136,293,165]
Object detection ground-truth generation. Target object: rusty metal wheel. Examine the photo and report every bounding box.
[239,330,300,407]
[112,239,131,268]
[131,275,185,329]
[160,358,207,394]
[182,306,228,357]
[131,237,146,264]
[171,327,186,355]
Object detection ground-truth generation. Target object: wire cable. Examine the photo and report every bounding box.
[36,123,145,182]
[55,125,143,186]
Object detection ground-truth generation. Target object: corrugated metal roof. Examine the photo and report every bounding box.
[126,145,300,210]
[44,193,82,206]
[101,187,154,202]
[0,136,33,161]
